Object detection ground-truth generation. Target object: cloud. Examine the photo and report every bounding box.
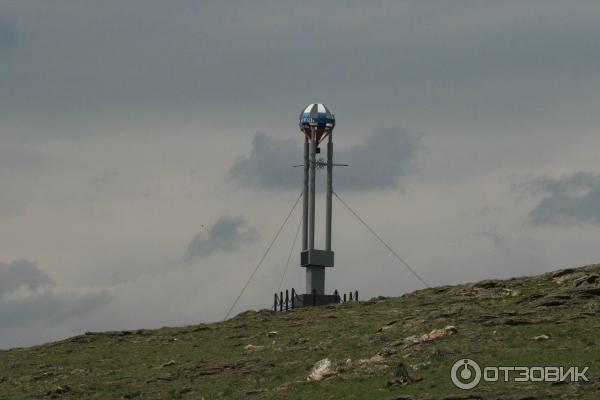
[0,260,112,329]
[227,133,300,190]
[228,127,421,191]
[527,172,600,226]
[0,260,53,297]
[3,1,600,130]
[185,215,259,261]
[0,16,19,57]
[0,287,112,329]
[335,126,421,190]
[0,139,65,218]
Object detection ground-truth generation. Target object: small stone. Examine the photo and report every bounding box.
[421,329,443,342]
[444,325,458,335]
[161,360,176,368]
[420,325,457,342]
[532,334,550,341]
[244,344,264,352]
[575,274,599,287]
[307,358,336,381]
[502,288,520,296]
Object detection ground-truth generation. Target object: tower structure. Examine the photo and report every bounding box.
[298,103,336,297]
[272,104,356,311]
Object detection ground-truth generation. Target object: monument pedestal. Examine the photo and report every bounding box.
[293,293,339,308]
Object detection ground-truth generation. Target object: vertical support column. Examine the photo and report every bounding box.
[325,133,333,251]
[306,267,324,295]
[306,126,324,295]
[308,127,317,250]
[302,138,309,251]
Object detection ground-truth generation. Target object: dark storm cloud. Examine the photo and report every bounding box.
[0,260,112,328]
[0,288,112,328]
[185,216,258,261]
[335,127,421,190]
[0,260,53,296]
[227,133,300,190]
[228,127,420,190]
[527,172,600,226]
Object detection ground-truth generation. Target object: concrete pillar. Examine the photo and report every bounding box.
[306,266,325,295]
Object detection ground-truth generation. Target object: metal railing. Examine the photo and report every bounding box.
[273,289,359,312]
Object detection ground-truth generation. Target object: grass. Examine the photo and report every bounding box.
[1,264,599,399]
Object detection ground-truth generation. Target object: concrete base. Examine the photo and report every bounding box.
[305,266,325,294]
[293,293,339,308]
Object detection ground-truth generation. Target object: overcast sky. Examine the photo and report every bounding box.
[1,0,600,348]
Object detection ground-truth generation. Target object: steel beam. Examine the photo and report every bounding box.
[302,138,309,251]
[308,127,317,250]
[325,133,333,251]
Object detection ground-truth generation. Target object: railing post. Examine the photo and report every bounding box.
[355,290,358,301]
[291,288,295,309]
[274,293,278,311]
[334,289,339,303]
[343,293,346,303]
[349,291,353,301]
[285,290,289,311]
[279,291,283,311]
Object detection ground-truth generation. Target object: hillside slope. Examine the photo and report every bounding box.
[1,264,600,399]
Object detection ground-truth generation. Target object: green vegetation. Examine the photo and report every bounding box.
[1,265,599,399]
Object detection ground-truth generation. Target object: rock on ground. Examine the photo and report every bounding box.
[307,359,336,381]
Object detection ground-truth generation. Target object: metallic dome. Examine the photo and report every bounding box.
[299,103,335,144]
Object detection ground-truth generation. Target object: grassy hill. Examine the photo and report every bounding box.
[1,264,600,399]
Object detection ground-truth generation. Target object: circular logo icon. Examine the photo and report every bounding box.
[451,359,482,390]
